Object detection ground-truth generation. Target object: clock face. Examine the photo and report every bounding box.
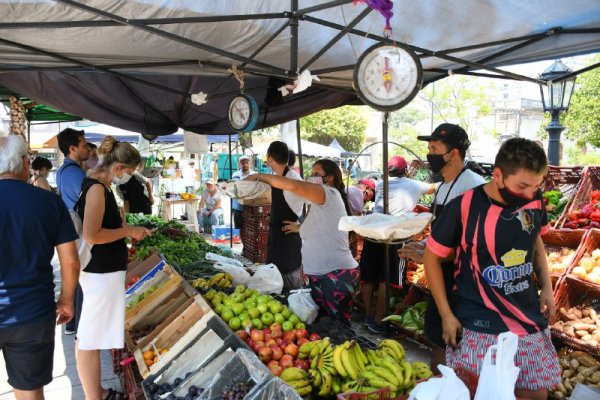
[354,43,423,111]
[229,96,252,131]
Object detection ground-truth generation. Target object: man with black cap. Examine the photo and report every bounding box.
[360,155,436,334]
[399,123,485,370]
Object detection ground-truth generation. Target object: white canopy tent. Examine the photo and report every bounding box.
[250,139,341,159]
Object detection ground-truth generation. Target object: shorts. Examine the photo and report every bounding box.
[358,240,401,284]
[446,328,561,391]
[424,262,456,347]
[306,268,360,323]
[78,270,126,350]
[0,312,56,390]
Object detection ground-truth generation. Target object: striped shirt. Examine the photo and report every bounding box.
[426,185,550,336]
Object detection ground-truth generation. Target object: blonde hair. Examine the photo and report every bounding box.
[97,136,141,169]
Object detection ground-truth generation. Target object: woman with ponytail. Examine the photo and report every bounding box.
[75,136,152,400]
[244,159,358,324]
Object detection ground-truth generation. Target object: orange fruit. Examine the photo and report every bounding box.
[153,356,159,364]
[143,350,155,360]
[145,359,153,367]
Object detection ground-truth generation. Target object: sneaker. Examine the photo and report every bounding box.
[363,315,375,327]
[65,328,76,335]
[367,321,387,334]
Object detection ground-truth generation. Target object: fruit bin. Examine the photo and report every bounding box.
[125,268,196,330]
[540,228,585,289]
[141,315,249,398]
[132,295,214,377]
[557,166,600,230]
[551,275,600,357]
[542,165,585,228]
[389,284,434,349]
[565,228,600,290]
[125,252,167,295]
[548,338,600,400]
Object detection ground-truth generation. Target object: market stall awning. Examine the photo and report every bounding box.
[251,139,341,159]
[0,1,597,135]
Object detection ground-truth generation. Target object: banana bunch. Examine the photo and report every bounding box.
[190,277,210,289]
[306,338,338,397]
[280,367,312,397]
[207,272,233,288]
[179,192,196,200]
[412,361,434,380]
[333,340,368,380]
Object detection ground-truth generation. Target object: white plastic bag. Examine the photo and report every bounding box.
[214,262,251,286]
[409,365,470,400]
[474,331,520,400]
[205,252,244,268]
[287,289,319,324]
[338,212,432,241]
[247,264,284,294]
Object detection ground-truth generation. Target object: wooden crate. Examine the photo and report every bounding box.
[556,166,600,230]
[133,296,215,378]
[125,269,196,331]
[564,228,600,290]
[541,228,585,289]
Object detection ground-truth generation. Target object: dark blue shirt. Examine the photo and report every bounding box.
[56,158,86,210]
[0,179,78,327]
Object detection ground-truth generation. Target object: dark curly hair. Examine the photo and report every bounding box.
[31,156,53,171]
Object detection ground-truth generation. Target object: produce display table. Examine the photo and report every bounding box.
[160,196,199,233]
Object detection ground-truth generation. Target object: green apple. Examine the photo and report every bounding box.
[244,300,257,309]
[235,284,246,293]
[238,311,250,322]
[204,289,216,300]
[288,314,300,325]
[274,313,285,324]
[251,318,263,329]
[214,304,224,315]
[282,321,294,332]
[281,307,292,319]
[257,303,268,314]
[256,295,270,304]
[295,322,306,330]
[231,303,244,316]
[268,301,283,314]
[248,308,260,319]
[229,317,241,330]
[242,318,252,329]
[261,312,274,325]
[221,309,234,323]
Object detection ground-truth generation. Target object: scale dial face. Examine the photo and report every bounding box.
[228,95,254,131]
[354,43,423,111]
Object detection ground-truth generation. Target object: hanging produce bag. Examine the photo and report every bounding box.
[287,289,319,324]
[247,264,284,294]
[474,331,520,400]
[409,365,470,400]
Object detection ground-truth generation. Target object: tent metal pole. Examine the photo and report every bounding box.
[553,62,600,82]
[296,119,304,179]
[229,134,233,248]
[290,0,299,75]
[382,111,391,333]
[312,64,355,75]
[300,7,372,72]
[295,0,354,16]
[53,0,288,75]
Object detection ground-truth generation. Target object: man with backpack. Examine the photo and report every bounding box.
[56,128,90,335]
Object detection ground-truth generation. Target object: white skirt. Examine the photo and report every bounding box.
[78,270,125,350]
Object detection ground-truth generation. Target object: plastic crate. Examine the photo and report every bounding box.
[122,353,145,400]
[242,230,269,247]
[551,275,600,357]
[243,246,268,264]
[212,225,241,240]
[110,348,125,375]
[564,229,600,290]
[243,204,271,218]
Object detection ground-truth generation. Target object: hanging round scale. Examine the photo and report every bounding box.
[228,93,258,132]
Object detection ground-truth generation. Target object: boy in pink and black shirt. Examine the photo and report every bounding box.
[424,138,560,400]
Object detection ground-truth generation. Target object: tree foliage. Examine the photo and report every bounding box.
[300,106,367,152]
[563,54,600,148]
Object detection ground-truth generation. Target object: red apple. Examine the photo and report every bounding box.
[250,342,260,353]
[250,329,265,343]
[275,338,283,345]
[271,329,283,339]
[278,340,289,352]
[258,346,273,363]
[295,329,308,340]
[285,343,299,358]
[267,360,280,369]
[263,328,271,335]
[279,355,294,369]
[271,346,283,361]
[283,331,296,342]
[265,338,277,347]
[264,333,272,341]
[294,359,310,371]
[236,330,249,341]
[309,333,321,341]
[269,363,283,377]
[297,337,309,346]
[269,323,282,332]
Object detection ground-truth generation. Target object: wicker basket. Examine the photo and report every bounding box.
[541,228,586,289]
[542,166,584,228]
[556,166,600,230]
[551,275,600,357]
[564,228,600,290]
[389,284,434,348]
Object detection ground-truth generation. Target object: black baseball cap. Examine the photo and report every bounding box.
[417,123,471,151]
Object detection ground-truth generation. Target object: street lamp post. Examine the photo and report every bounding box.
[539,60,576,166]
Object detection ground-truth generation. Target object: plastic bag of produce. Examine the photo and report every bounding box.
[247,264,284,294]
[409,365,470,400]
[474,331,519,400]
[218,180,271,200]
[214,262,251,286]
[244,377,302,400]
[287,288,319,324]
[205,252,244,268]
[338,212,432,242]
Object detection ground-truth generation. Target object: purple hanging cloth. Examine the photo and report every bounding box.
[355,0,394,32]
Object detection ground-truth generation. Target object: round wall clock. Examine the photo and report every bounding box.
[228,94,259,132]
[353,42,423,111]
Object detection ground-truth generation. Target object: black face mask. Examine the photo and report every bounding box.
[427,150,451,174]
[498,181,535,208]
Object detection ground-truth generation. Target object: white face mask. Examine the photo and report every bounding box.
[113,172,132,185]
[306,175,323,185]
